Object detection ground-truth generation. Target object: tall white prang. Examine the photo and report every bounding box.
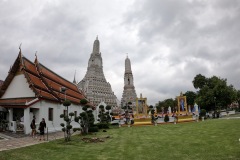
[78,37,118,107]
[121,55,137,107]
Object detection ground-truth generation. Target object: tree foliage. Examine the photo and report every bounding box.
[60,100,74,142]
[80,99,88,105]
[156,98,177,113]
[193,75,237,111]
[74,109,94,135]
[63,100,71,107]
[98,105,112,125]
[192,74,207,89]
[184,91,197,106]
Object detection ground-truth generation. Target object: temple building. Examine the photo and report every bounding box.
[0,49,89,134]
[121,56,137,107]
[77,37,118,107]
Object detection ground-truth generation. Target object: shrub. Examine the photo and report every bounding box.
[88,126,99,132]
[63,100,71,107]
[200,109,207,118]
[80,99,88,105]
[164,114,169,122]
[97,123,109,129]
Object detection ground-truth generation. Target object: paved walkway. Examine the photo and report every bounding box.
[0,131,65,152]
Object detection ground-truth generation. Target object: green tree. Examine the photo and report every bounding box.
[157,99,177,113]
[184,91,197,106]
[60,100,74,141]
[105,105,112,122]
[97,105,113,128]
[73,99,95,135]
[193,75,237,111]
[192,74,207,89]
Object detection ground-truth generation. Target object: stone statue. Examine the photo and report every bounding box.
[168,106,172,114]
[194,103,199,115]
[188,105,191,113]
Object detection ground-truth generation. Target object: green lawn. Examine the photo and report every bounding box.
[0,119,240,160]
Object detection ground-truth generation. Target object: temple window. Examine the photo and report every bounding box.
[48,108,53,121]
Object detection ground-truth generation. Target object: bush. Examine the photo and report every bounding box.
[88,126,99,132]
[200,109,207,118]
[80,99,88,104]
[97,123,109,129]
[164,114,169,122]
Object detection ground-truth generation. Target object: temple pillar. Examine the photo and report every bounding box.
[24,107,30,134]
[8,108,14,131]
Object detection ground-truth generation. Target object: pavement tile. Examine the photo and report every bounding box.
[0,131,68,152]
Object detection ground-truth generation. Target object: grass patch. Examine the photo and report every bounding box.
[0,119,240,160]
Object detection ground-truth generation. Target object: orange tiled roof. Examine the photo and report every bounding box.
[0,97,36,108]
[0,50,90,107]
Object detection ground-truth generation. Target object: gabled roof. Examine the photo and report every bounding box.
[0,97,38,108]
[0,49,90,107]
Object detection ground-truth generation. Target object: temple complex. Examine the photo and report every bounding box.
[121,56,137,107]
[77,37,118,107]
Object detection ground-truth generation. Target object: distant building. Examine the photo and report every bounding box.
[77,37,118,107]
[0,49,89,134]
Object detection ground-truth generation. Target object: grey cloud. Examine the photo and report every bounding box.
[1,0,240,105]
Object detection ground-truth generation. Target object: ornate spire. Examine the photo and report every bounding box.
[92,36,100,54]
[77,37,118,107]
[121,55,137,107]
[125,55,132,73]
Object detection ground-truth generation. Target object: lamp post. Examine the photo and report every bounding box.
[61,87,68,115]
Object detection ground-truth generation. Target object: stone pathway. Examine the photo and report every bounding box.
[0,131,65,152]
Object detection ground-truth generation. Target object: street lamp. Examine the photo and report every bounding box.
[60,87,68,114]
[60,87,67,100]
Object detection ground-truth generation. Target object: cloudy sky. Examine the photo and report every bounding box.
[0,0,239,105]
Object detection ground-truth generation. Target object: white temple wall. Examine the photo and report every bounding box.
[21,100,83,134]
[2,74,35,98]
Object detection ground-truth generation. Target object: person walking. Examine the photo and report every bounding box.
[30,116,36,138]
[38,118,46,141]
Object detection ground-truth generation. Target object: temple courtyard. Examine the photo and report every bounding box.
[0,118,240,160]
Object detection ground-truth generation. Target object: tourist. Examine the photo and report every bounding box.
[30,116,36,138]
[38,118,46,141]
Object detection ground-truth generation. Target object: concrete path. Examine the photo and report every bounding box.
[0,131,65,152]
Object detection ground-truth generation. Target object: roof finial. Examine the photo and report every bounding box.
[96,35,98,40]
[34,51,39,64]
[19,43,22,50]
[126,53,128,58]
[19,43,22,56]
[73,70,77,84]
